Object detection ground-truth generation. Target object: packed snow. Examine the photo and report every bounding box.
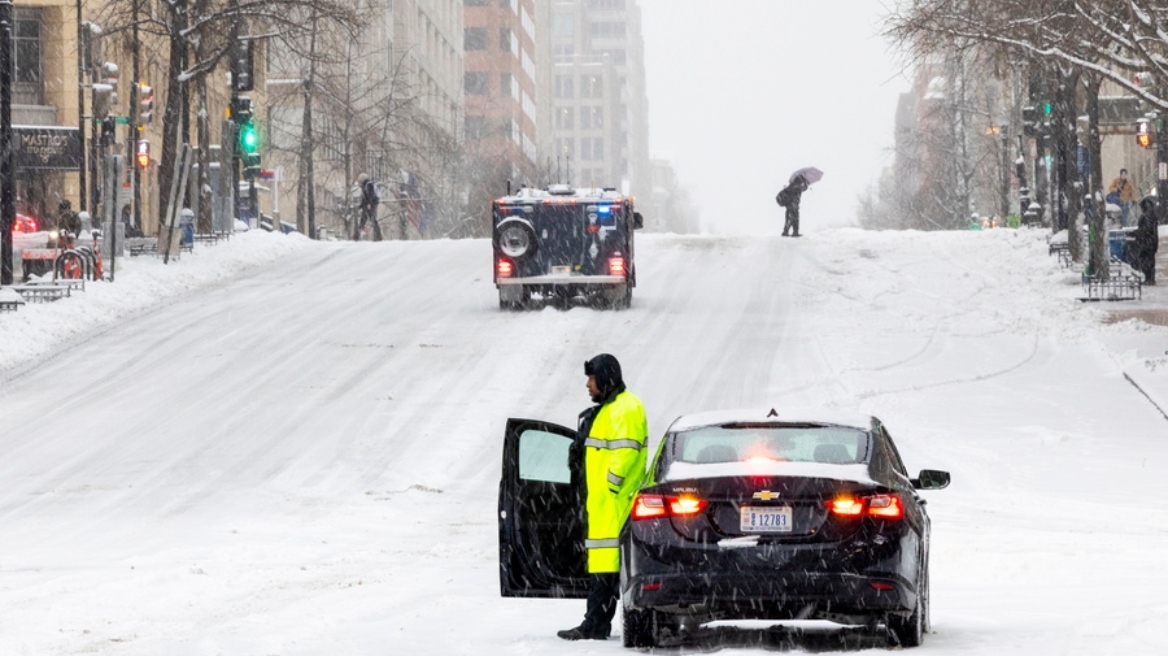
[1,225,1166,654]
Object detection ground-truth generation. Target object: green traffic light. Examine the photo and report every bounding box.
[240,124,258,152]
[1042,102,1052,115]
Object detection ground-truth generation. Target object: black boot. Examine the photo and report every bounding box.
[557,625,608,641]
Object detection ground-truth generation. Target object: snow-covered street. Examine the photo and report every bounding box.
[2,228,1167,654]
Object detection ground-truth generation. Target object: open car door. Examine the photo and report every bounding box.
[498,418,589,598]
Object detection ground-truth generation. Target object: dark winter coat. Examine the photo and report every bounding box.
[1132,199,1159,274]
[360,180,380,212]
[775,176,809,210]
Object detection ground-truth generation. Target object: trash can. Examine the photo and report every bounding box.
[1108,228,1136,263]
[179,208,195,246]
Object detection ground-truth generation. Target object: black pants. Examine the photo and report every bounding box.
[356,206,383,241]
[580,573,620,634]
[783,206,800,236]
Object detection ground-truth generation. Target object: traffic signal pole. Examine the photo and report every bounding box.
[1,0,15,285]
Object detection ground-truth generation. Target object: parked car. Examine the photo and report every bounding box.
[12,213,39,233]
[497,408,949,648]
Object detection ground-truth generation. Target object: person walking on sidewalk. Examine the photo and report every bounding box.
[1108,168,1139,227]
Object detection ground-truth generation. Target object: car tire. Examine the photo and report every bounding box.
[888,567,927,648]
[621,606,660,648]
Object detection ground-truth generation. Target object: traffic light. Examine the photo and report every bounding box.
[101,117,116,147]
[239,121,259,153]
[137,83,154,127]
[230,38,255,92]
[230,95,252,125]
[136,140,150,168]
[1136,118,1156,149]
[244,153,261,179]
[1022,106,1038,137]
[92,61,118,120]
[92,83,115,119]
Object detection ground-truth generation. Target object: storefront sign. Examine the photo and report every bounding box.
[14,126,83,171]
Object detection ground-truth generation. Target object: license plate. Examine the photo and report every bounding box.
[740,505,793,533]
[550,265,572,275]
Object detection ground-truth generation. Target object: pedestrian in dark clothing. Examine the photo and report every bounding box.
[775,175,809,237]
[57,199,81,235]
[1133,197,1160,285]
[356,173,383,241]
[557,353,648,641]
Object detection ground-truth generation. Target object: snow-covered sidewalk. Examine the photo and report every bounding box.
[0,230,317,375]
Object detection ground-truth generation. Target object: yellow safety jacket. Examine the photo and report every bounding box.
[583,389,648,573]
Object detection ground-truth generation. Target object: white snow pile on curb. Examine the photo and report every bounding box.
[0,231,317,374]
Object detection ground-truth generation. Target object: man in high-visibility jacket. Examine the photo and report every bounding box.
[558,353,648,641]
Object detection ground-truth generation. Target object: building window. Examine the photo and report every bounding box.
[464,0,488,5]
[553,44,575,58]
[553,14,574,37]
[554,75,575,99]
[554,138,575,158]
[580,138,603,161]
[581,107,603,130]
[464,27,488,51]
[465,116,490,139]
[589,21,626,39]
[586,0,626,8]
[581,75,603,99]
[464,72,489,95]
[500,73,513,97]
[555,107,575,130]
[500,28,512,51]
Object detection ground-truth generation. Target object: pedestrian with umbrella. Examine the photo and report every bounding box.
[775,166,823,237]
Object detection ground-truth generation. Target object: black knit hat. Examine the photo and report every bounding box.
[584,353,623,391]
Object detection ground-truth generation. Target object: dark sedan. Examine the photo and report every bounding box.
[497,408,949,648]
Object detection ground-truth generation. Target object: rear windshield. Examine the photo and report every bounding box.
[670,424,868,465]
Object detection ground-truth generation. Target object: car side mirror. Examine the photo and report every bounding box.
[633,212,644,230]
[911,469,950,490]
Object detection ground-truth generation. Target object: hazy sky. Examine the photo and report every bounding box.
[639,0,909,234]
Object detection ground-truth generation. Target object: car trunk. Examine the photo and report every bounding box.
[655,476,876,544]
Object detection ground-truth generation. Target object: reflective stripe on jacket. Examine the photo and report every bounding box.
[584,389,648,573]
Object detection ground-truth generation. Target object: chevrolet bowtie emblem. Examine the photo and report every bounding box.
[753,490,780,501]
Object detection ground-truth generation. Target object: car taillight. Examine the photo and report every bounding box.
[496,259,513,278]
[632,494,708,520]
[608,256,626,276]
[828,497,865,516]
[827,494,904,519]
[867,494,904,519]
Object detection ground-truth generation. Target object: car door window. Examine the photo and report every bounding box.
[519,429,573,484]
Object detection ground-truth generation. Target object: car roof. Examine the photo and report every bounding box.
[666,408,876,433]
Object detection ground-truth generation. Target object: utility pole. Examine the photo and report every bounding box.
[0,0,15,285]
[76,1,87,213]
[1159,112,1168,225]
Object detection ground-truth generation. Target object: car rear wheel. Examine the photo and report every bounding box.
[888,567,927,647]
[622,606,672,648]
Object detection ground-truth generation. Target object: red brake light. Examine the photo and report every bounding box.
[632,494,707,520]
[608,256,626,276]
[496,259,513,278]
[827,494,904,519]
[867,494,904,519]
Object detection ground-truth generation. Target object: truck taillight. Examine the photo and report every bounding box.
[608,256,626,276]
[496,259,514,278]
